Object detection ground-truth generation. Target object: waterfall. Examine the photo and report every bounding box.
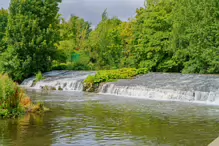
[21,71,95,91]
[99,73,219,104]
[21,77,35,87]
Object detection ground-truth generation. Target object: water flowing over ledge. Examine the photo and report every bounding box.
[21,71,219,104]
[99,73,219,104]
[21,71,95,91]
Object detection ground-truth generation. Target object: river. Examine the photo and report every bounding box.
[0,90,219,146]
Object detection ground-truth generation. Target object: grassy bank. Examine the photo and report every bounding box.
[83,68,149,92]
[0,74,46,118]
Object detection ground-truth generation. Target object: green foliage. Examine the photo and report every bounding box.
[87,10,123,69]
[52,56,92,71]
[0,74,27,118]
[132,0,175,72]
[0,74,47,118]
[51,0,219,74]
[0,0,62,81]
[51,62,68,70]
[82,0,219,74]
[0,8,8,52]
[56,16,91,63]
[0,0,218,84]
[84,68,149,92]
[136,68,149,75]
[171,0,219,74]
[0,8,7,40]
[35,71,45,82]
[52,47,93,70]
[52,62,91,71]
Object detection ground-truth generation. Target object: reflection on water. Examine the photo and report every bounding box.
[0,113,52,146]
[1,90,219,146]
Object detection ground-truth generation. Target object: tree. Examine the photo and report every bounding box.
[132,0,175,72]
[0,8,8,52]
[117,21,135,68]
[88,10,122,69]
[172,0,219,73]
[57,15,92,62]
[102,9,108,21]
[0,0,61,81]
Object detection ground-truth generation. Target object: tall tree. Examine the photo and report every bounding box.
[0,8,8,52]
[88,11,122,69]
[132,0,174,71]
[172,0,219,73]
[0,0,61,81]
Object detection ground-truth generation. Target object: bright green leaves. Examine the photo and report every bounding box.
[0,0,62,81]
[57,16,92,63]
[130,0,219,73]
[83,68,148,92]
[132,0,174,71]
[88,14,122,69]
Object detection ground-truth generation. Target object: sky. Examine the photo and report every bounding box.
[0,0,145,26]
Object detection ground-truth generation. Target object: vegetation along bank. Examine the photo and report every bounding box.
[0,74,46,118]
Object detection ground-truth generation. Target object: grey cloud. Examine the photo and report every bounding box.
[60,0,145,25]
[1,0,145,25]
[0,0,10,8]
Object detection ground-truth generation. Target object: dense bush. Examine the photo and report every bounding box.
[35,71,45,82]
[0,74,45,118]
[83,68,148,92]
[136,68,149,75]
[0,0,61,82]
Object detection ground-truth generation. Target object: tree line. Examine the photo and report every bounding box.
[0,0,219,81]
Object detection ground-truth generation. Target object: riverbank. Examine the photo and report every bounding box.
[0,74,46,118]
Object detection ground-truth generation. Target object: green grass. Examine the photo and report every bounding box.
[83,68,149,92]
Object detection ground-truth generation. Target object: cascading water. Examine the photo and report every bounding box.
[99,73,219,104]
[21,71,95,91]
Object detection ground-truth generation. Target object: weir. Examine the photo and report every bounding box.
[21,71,219,104]
[21,71,95,91]
[99,73,219,104]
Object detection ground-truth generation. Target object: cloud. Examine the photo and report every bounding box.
[0,0,10,8]
[1,0,145,25]
[60,0,145,25]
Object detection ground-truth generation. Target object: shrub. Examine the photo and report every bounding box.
[51,63,68,70]
[83,75,96,92]
[35,71,45,82]
[137,68,149,75]
[0,74,46,118]
[0,74,26,118]
[84,68,148,92]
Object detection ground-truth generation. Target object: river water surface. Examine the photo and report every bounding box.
[1,90,219,146]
